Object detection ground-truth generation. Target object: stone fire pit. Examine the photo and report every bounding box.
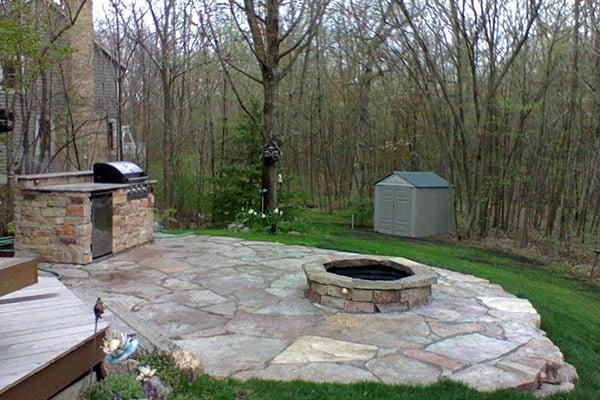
[304,257,437,313]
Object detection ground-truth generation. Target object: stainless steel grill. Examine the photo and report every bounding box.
[93,161,147,184]
[93,162,149,200]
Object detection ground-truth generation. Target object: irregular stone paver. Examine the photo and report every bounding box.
[134,302,227,337]
[451,363,538,392]
[413,294,489,322]
[271,272,309,289]
[161,277,201,291]
[426,333,520,364]
[156,290,229,307]
[366,354,441,385]
[226,312,322,339]
[404,349,464,372]
[478,296,539,314]
[429,321,484,338]
[501,321,544,345]
[176,334,288,377]
[312,313,430,348]
[202,301,237,318]
[235,362,379,383]
[499,337,564,381]
[47,235,576,395]
[140,256,193,273]
[272,336,377,364]
[255,298,323,316]
[232,288,278,310]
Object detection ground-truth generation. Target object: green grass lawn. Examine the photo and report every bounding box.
[158,211,600,399]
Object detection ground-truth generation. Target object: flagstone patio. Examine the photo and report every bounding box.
[46,235,578,395]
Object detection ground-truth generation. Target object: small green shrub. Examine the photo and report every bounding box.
[235,208,308,234]
[137,351,188,393]
[349,196,373,227]
[83,374,143,400]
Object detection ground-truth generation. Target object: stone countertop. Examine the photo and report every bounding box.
[23,180,157,193]
[13,170,93,180]
[24,182,131,192]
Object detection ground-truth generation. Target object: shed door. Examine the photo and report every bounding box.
[377,186,394,234]
[392,187,410,236]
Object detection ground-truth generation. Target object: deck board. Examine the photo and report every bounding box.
[0,258,37,297]
[0,277,108,400]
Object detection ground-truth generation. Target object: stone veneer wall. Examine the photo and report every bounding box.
[13,172,94,264]
[14,171,155,264]
[112,189,155,253]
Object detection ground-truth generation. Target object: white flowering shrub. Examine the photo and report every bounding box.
[234,207,287,233]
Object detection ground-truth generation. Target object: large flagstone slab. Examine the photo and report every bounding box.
[226,312,323,339]
[155,289,229,308]
[428,321,484,338]
[270,272,309,289]
[134,302,227,338]
[413,295,488,322]
[235,362,378,383]
[255,298,323,316]
[450,363,537,392]
[139,256,193,273]
[311,313,431,348]
[202,301,237,318]
[272,336,377,364]
[366,354,441,385]
[177,334,288,377]
[426,333,520,364]
[478,296,538,314]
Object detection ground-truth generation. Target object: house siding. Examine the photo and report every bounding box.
[0,44,119,184]
[94,45,118,122]
[0,141,6,184]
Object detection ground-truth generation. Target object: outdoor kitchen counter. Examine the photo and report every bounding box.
[14,168,155,265]
[24,180,158,193]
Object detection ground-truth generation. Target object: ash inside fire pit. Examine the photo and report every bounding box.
[326,262,412,281]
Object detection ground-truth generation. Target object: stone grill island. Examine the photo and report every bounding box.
[304,257,437,313]
[13,164,154,264]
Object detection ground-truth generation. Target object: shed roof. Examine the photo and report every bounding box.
[376,171,450,188]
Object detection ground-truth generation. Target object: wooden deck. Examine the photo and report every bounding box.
[0,276,108,400]
[0,258,37,297]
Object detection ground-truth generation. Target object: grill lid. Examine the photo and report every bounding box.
[93,161,147,183]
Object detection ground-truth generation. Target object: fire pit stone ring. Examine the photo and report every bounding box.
[303,256,437,313]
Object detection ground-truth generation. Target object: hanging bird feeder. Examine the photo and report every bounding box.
[262,141,282,163]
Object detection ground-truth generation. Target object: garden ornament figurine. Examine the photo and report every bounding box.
[90,298,105,384]
[102,331,140,365]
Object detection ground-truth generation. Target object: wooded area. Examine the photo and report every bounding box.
[2,0,599,255]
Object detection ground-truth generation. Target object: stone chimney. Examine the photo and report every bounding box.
[62,0,105,168]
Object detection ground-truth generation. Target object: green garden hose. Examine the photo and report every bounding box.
[38,265,62,280]
[155,231,195,239]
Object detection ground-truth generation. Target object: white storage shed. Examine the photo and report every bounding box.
[373,171,454,238]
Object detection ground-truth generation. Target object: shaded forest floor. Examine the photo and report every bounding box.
[151,210,600,400]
